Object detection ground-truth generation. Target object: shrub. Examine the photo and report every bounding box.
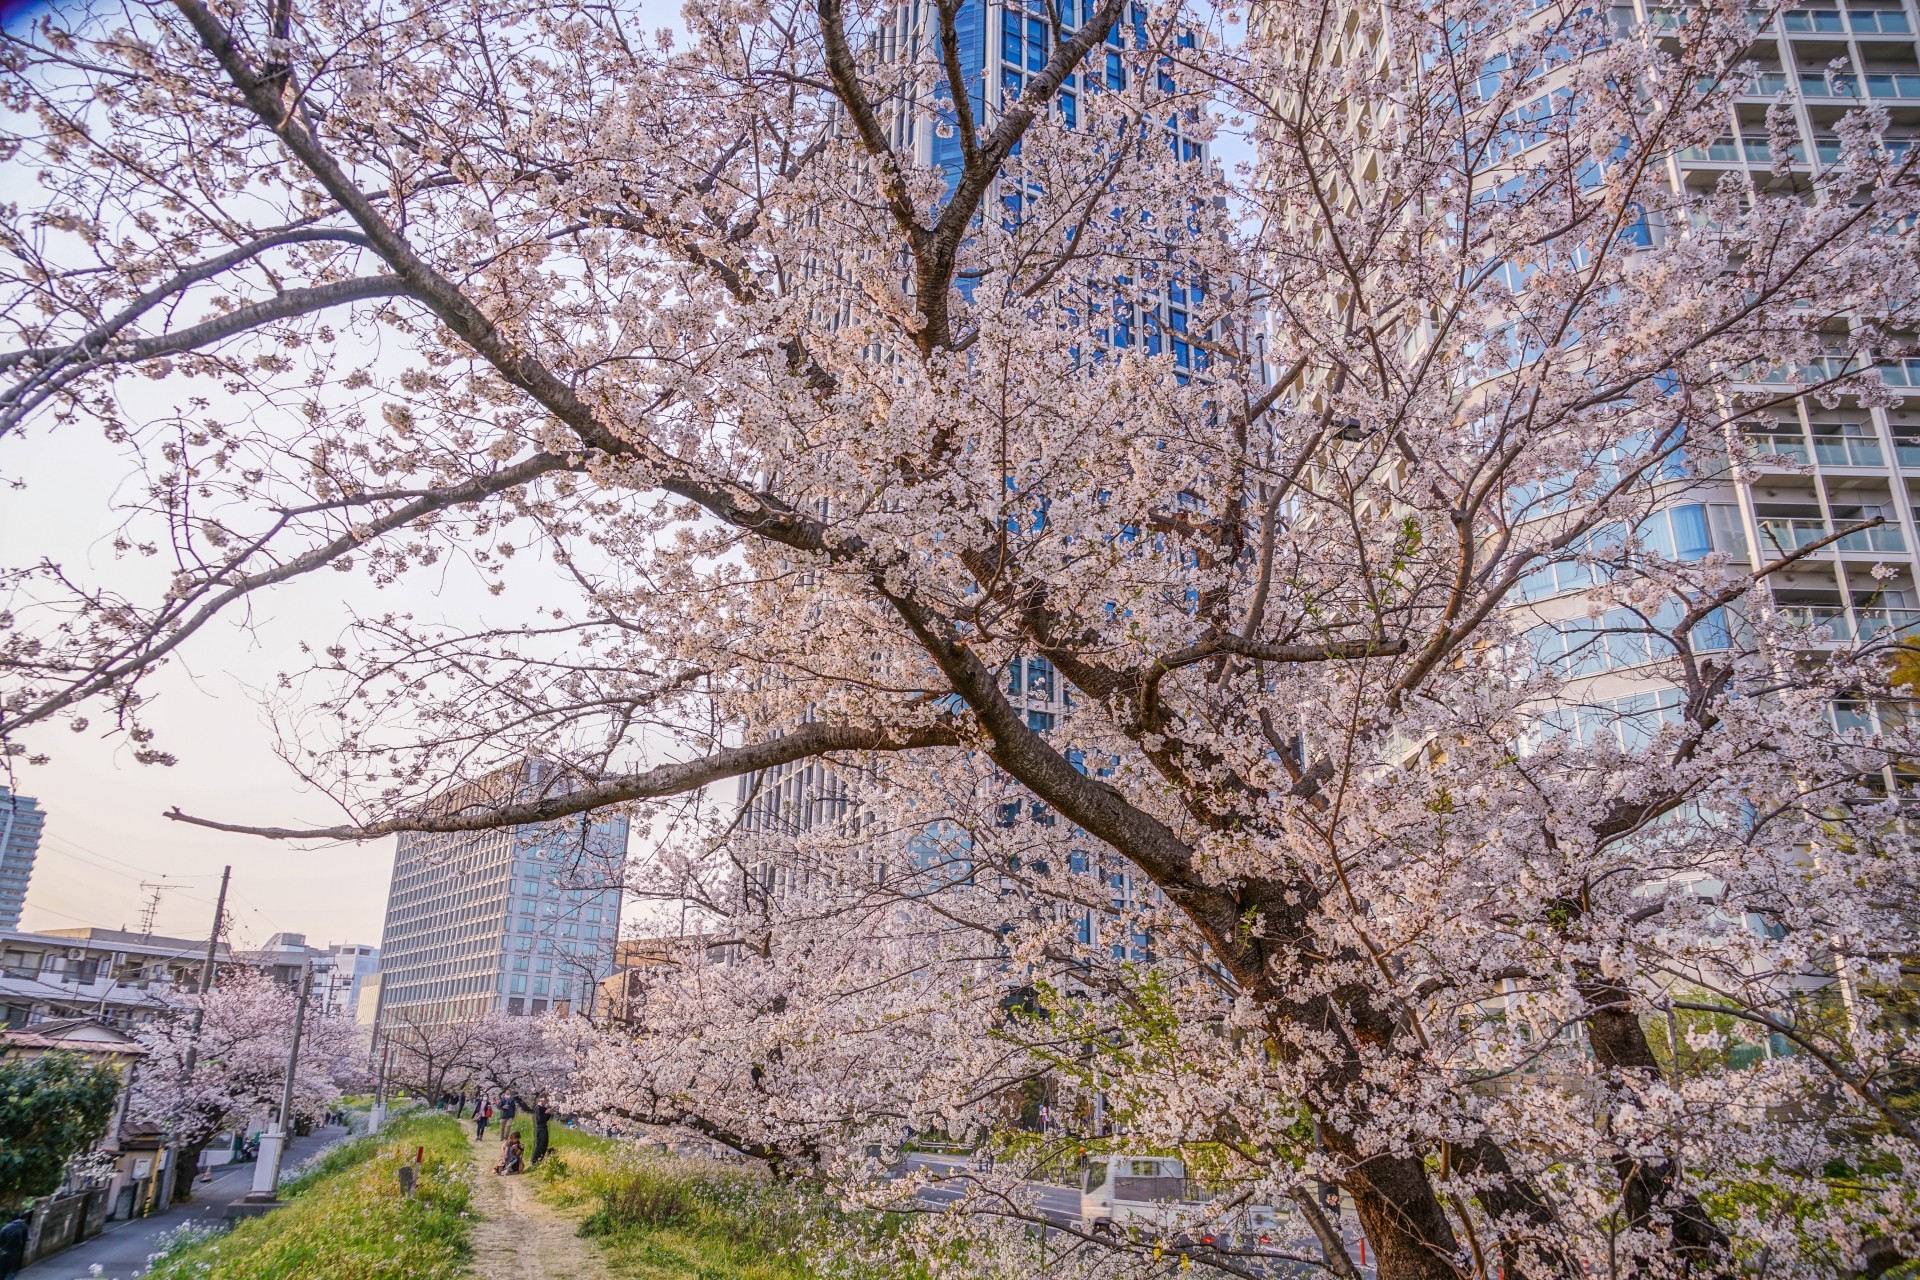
[0,1050,121,1209]
[580,1171,696,1236]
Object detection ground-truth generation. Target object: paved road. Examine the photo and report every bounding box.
[18,1125,351,1280]
[898,1153,1373,1278]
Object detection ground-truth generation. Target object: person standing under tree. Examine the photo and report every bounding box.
[530,1096,551,1166]
[474,1099,492,1141]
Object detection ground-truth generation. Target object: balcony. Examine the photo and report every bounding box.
[1850,8,1914,33]
[1775,604,1920,640]
[1783,7,1848,32]
[1749,431,1811,463]
[1741,136,1807,165]
[1759,517,1834,551]
[1749,71,1836,97]
[1747,355,1920,386]
[1812,428,1886,466]
[1858,606,1920,638]
[1776,604,1852,636]
[1875,358,1920,386]
[1758,517,1907,553]
[1826,72,1920,100]
[1816,137,1916,164]
[1743,354,1858,383]
[1680,137,1743,164]
[1782,5,1913,32]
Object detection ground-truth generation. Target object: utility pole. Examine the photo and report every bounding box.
[248,962,311,1202]
[369,1040,391,1134]
[180,865,230,1081]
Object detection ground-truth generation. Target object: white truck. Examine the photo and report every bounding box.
[1082,1157,1306,1262]
[1080,1154,1199,1236]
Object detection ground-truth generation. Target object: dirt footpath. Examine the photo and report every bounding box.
[465,1130,610,1280]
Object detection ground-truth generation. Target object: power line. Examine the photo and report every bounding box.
[40,831,218,879]
[39,839,222,898]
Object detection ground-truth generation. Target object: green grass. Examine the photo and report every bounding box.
[144,1113,473,1280]
[521,1123,910,1280]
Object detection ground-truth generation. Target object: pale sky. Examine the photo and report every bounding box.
[4,420,401,949]
[0,0,692,951]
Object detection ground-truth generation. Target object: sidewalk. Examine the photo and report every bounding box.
[17,1125,350,1280]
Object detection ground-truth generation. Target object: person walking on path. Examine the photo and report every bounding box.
[475,1099,493,1141]
[0,1211,27,1280]
[499,1092,518,1124]
[530,1097,551,1166]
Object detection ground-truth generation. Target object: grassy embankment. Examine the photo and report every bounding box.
[144,1112,473,1280]
[516,1120,914,1279]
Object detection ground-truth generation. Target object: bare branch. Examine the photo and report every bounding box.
[164,720,965,839]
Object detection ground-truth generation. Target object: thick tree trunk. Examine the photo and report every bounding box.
[1451,1134,1573,1278]
[171,1140,210,1202]
[1325,1129,1463,1280]
[1581,978,1730,1273]
[1223,886,1465,1280]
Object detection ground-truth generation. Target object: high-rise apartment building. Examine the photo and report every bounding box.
[0,787,45,931]
[374,759,627,1025]
[1661,0,1920,695]
[1279,0,1920,754]
[1512,1,1920,749]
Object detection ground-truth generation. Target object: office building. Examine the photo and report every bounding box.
[732,0,1208,918]
[374,759,627,1025]
[324,942,380,1018]
[353,970,382,1027]
[0,787,45,930]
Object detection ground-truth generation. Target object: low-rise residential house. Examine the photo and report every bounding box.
[0,927,227,1031]
[232,934,381,1017]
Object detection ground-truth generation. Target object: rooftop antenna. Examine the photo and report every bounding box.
[136,880,173,937]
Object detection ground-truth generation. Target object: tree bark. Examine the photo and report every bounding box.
[1450,1133,1573,1278]
[171,1139,210,1202]
[1581,976,1730,1273]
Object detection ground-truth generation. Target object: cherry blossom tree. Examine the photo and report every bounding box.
[130,969,358,1195]
[377,1011,490,1105]
[3,0,1919,1273]
[381,1010,570,1104]
[462,1013,573,1102]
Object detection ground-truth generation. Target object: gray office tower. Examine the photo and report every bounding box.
[374,760,627,1025]
[0,788,45,930]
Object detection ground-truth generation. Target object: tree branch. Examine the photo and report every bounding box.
[163,720,964,839]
